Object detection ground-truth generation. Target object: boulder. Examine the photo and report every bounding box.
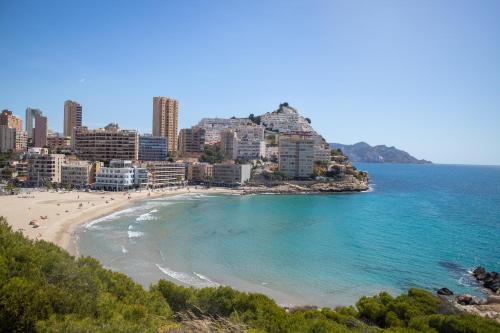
[437,287,454,296]
[456,294,482,306]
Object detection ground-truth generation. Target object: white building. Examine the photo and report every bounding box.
[236,138,266,161]
[278,134,315,179]
[94,160,148,191]
[212,163,251,186]
[260,104,315,134]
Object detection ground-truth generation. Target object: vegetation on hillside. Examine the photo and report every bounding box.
[0,217,499,332]
[199,145,226,164]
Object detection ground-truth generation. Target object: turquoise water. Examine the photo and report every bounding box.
[78,164,500,306]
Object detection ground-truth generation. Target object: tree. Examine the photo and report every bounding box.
[305,117,311,124]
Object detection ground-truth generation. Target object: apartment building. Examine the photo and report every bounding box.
[178,127,206,157]
[33,112,48,148]
[0,126,16,153]
[0,110,23,131]
[26,151,65,185]
[141,161,186,188]
[94,160,148,191]
[74,124,139,162]
[25,107,42,139]
[152,96,178,153]
[64,100,83,139]
[47,133,71,151]
[278,133,315,178]
[236,138,266,161]
[61,161,102,187]
[139,134,167,161]
[220,129,238,160]
[187,162,213,183]
[212,163,251,186]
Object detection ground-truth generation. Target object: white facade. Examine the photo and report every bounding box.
[261,105,315,134]
[278,135,315,178]
[236,139,266,160]
[94,160,148,191]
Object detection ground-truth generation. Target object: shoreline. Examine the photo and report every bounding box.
[0,187,239,255]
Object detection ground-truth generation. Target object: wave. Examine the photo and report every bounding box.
[156,264,218,287]
[128,231,144,238]
[136,209,158,222]
[121,246,128,254]
[193,272,220,286]
[85,207,139,229]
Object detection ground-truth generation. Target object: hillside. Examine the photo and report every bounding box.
[330,142,432,164]
[1,217,499,332]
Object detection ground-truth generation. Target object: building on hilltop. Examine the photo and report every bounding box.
[152,96,178,153]
[139,134,167,161]
[74,124,139,163]
[278,132,315,179]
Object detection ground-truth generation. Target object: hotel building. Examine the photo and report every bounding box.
[152,96,178,153]
[74,124,139,162]
[220,129,238,160]
[94,160,148,191]
[139,134,168,161]
[0,126,16,153]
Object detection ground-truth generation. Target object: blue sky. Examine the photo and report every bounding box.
[1,0,499,165]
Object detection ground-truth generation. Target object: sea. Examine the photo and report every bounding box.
[77,163,500,307]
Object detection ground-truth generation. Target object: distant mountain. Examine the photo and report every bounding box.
[330,142,432,164]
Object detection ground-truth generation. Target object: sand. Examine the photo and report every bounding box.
[0,187,238,255]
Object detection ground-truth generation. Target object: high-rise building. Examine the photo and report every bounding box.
[0,110,26,151]
[152,96,178,153]
[33,113,48,148]
[0,110,23,131]
[0,126,16,153]
[25,107,42,139]
[139,134,168,161]
[73,124,139,162]
[278,133,315,179]
[220,129,238,160]
[64,100,83,138]
[178,127,206,157]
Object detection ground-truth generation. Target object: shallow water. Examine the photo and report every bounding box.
[78,163,500,306]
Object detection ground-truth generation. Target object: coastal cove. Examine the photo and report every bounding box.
[77,163,500,307]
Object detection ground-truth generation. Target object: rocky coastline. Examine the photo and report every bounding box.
[241,178,369,195]
[437,266,500,323]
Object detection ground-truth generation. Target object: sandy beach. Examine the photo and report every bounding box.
[0,187,238,255]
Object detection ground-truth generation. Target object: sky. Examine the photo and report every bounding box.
[1,0,499,165]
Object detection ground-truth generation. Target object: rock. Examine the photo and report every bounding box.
[456,294,482,305]
[474,266,486,276]
[487,295,500,305]
[437,288,454,296]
